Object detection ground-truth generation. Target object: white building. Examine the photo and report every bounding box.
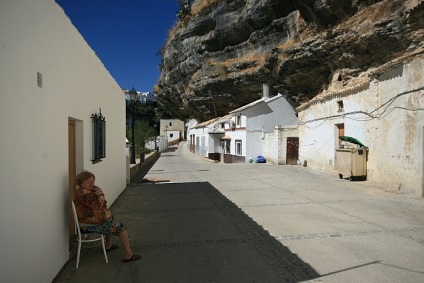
[186,118,199,153]
[225,85,299,163]
[0,0,127,281]
[189,115,231,161]
[160,119,185,144]
[297,51,424,197]
[124,89,157,104]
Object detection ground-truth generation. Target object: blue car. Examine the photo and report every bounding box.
[256,155,266,163]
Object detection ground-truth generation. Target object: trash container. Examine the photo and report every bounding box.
[335,136,368,181]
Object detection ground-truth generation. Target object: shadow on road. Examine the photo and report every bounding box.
[110,181,320,282]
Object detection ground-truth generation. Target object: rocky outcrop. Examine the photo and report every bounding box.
[156,0,424,121]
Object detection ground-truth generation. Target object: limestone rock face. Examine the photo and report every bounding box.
[156,0,424,121]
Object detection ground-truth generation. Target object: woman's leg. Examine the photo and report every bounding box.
[107,218,140,261]
[119,229,134,259]
[105,235,113,249]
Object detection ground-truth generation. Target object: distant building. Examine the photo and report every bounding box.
[160,119,185,144]
[123,88,157,104]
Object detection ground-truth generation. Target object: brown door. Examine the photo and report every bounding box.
[337,124,345,146]
[68,119,76,243]
[286,137,299,165]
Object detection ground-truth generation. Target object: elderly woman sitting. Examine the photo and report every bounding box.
[73,171,141,263]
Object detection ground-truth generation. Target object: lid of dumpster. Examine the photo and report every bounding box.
[339,136,367,147]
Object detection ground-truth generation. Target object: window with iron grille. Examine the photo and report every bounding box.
[91,111,106,162]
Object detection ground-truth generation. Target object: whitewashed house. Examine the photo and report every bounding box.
[186,118,199,153]
[0,0,127,281]
[190,115,231,161]
[225,84,299,163]
[160,119,185,144]
[263,124,300,165]
[297,52,424,197]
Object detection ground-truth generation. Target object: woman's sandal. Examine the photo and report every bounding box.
[123,254,141,263]
[106,244,119,252]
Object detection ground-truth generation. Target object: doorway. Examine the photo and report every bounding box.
[286,137,299,165]
[336,123,345,147]
[68,119,77,250]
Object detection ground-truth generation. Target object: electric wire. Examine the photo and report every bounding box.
[297,86,424,128]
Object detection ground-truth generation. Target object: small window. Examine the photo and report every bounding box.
[236,115,241,126]
[337,100,344,112]
[170,133,173,138]
[235,140,242,155]
[169,122,172,126]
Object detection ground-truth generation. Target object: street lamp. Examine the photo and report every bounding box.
[129,88,137,164]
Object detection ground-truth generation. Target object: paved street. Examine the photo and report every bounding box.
[56,142,424,283]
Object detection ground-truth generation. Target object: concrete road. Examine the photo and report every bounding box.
[56,142,424,283]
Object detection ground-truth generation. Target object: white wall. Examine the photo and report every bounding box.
[262,129,279,164]
[299,84,374,172]
[0,0,126,281]
[263,126,299,165]
[160,119,185,135]
[277,126,299,165]
[244,95,298,162]
[228,130,247,156]
[192,127,207,156]
[166,130,181,143]
[374,59,424,195]
[298,56,424,196]
[186,118,198,146]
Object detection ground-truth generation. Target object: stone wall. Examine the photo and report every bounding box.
[130,151,160,180]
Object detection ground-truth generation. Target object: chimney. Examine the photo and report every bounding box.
[262,84,270,99]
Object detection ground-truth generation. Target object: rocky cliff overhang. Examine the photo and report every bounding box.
[156,0,424,122]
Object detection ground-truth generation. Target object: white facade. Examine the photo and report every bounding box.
[0,1,126,281]
[166,130,181,143]
[298,54,424,197]
[189,116,230,159]
[186,118,199,149]
[228,92,298,163]
[160,119,185,138]
[262,125,299,165]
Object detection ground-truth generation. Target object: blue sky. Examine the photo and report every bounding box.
[56,0,180,93]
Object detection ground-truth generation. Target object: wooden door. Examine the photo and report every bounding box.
[337,124,345,146]
[286,137,299,165]
[68,119,76,242]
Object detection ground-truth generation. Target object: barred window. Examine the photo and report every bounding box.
[91,111,106,162]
